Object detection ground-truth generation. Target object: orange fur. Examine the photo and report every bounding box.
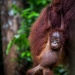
[27,30,64,75]
[37,30,64,66]
[28,1,65,75]
[27,0,75,74]
[29,6,52,66]
[28,0,62,66]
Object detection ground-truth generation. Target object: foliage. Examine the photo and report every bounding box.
[6,0,68,75]
[53,64,68,75]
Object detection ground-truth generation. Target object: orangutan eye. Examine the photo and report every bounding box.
[51,38,54,42]
[56,39,59,42]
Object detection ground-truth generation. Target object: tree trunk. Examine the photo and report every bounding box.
[1,0,22,75]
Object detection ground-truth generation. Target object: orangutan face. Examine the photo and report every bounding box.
[50,31,63,50]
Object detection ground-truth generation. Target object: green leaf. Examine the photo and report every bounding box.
[21,52,26,58]
[28,12,39,19]
[6,40,14,55]
[27,52,31,57]
[14,34,20,39]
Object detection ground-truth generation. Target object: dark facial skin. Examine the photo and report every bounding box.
[50,31,62,50]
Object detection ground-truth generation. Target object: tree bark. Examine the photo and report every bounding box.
[1,0,22,75]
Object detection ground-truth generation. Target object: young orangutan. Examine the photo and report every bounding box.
[26,29,64,75]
